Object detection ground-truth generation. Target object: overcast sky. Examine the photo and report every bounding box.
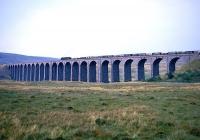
[0,0,200,58]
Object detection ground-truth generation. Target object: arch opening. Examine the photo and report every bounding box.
[101,60,109,83]
[31,64,35,81]
[23,65,27,81]
[16,65,20,81]
[169,57,180,74]
[17,65,20,81]
[27,64,31,81]
[52,63,57,81]
[45,63,50,80]
[58,62,64,81]
[152,58,162,78]
[12,66,15,80]
[89,61,96,82]
[10,66,13,79]
[138,59,147,81]
[40,63,44,81]
[112,60,121,82]
[19,65,23,81]
[14,65,18,80]
[124,59,133,82]
[11,66,14,80]
[65,62,71,81]
[35,64,40,81]
[72,62,79,81]
[13,65,15,80]
[80,61,87,82]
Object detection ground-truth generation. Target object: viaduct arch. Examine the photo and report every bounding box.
[89,61,97,82]
[80,61,87,82]
[40,63,44,81]
[8,51,200,83]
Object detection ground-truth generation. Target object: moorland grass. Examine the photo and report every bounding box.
[0,81,200,140]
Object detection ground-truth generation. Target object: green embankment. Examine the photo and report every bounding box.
[147,59,200,82]
[174,60,200,82]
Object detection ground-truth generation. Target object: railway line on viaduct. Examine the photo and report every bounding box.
[8,51,200,83]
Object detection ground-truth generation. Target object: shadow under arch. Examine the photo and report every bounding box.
[35,64,40,81]
[169,57,180,74]
[27,64,31,81]
[112,60,121,82]
[31,64,35,81]
[124,59,133,82]
[89,61,97,82]
[40,63,45,81]
[65,62,71,81]
[23,64,27,81]
[58,62,64,81]
[101,60,109,83]
[19,64,23,81]
[14,65,17,80]
[45,63,50,80]
[72,62,79,81]
[52,63,57,81]
[80,61,87,82]
[152,58,162,78]
[16,65,20,81]
[138,59,147,81]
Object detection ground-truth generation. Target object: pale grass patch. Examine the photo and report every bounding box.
[50,126,64,139]
[0,103,170,139]
[88,86,104,91]
[29,124,38,132]
[0,106,155,139]
[1,81,200,95]
[166,130,187,140]
[180,84,200,90]
[28,105,156,137]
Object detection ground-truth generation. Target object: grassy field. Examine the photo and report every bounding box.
[0,81,200,140]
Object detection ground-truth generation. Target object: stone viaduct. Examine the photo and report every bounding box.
[8,51,200,83]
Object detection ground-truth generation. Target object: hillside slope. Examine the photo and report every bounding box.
[0,52,59,64]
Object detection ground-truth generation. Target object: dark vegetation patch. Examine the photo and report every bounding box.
[146,60,200,83]
[67,106,74,110]
[190,128,200,137]
[95,118,107,126]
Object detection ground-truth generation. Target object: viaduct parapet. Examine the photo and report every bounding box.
[8,51,200,83]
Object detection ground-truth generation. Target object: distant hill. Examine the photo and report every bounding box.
[0,52,59,64]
